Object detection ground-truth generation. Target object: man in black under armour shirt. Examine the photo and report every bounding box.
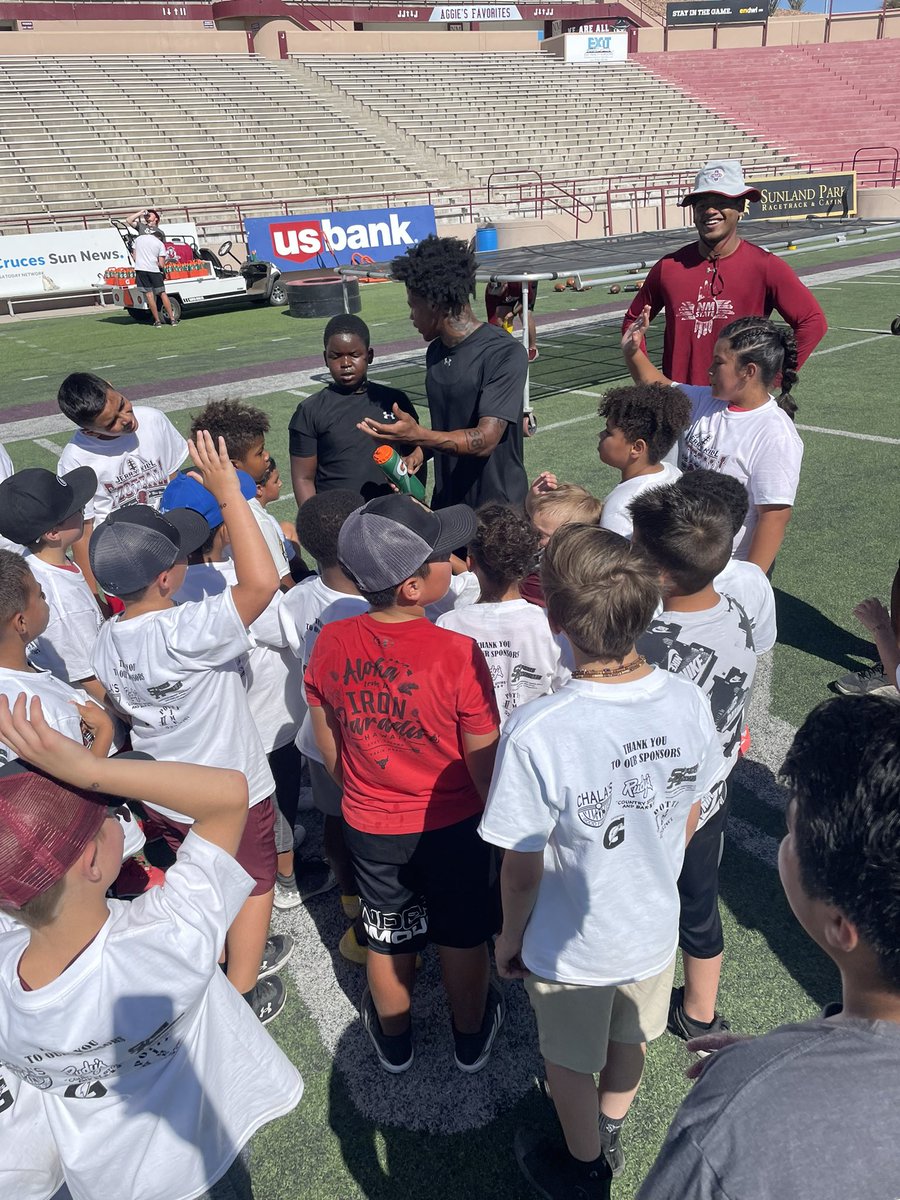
[357,236,528,510]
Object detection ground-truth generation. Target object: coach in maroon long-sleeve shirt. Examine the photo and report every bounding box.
[622,161,827,386]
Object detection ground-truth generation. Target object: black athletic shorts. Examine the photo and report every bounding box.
[135,269,165,295]
[343,812,500,956]
[677,775,732,959]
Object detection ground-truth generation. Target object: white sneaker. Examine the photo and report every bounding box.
[273,876,302,911]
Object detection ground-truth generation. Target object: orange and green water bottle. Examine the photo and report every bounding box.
[372,445,426,501]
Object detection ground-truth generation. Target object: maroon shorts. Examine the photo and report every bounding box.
[154,798,277,897]
[485,280,537,321]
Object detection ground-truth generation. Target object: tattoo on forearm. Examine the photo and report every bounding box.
[432,417,506,457]
[465,426,486,453]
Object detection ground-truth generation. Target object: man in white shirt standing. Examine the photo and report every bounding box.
[131,227,177,327]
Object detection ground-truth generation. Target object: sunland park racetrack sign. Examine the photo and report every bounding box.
[747,172,857,220]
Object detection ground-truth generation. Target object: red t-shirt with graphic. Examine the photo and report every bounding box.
[621,240,827,385]
[304,613,500,835]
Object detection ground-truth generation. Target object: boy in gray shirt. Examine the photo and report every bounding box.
[638,693,900,1200]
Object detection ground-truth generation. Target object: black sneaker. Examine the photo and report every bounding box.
[257,933,295,980]
[514,1128,611,1199]
[245,974,286,1025]
[600,1140,625,1180]
[359,987,414,1074]
[453,980,505,1073]
[667,985,731,1052]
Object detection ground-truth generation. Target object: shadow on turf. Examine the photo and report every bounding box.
[326,1031,547,1200]
[774,588,874,674]
[721,774,840,1014]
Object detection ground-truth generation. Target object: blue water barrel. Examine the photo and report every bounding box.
[475,225,499,253]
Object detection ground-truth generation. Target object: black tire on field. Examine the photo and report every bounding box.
[891,316,900,336]
[162,296,182,324]
[126,308,152,323]
[286,276,361,319]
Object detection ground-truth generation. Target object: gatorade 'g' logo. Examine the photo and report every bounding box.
[270,221,325,264]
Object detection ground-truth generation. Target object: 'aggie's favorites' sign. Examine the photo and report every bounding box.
[666,1,766,24]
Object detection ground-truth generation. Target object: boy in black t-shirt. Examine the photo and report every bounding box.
[289,315,425,507]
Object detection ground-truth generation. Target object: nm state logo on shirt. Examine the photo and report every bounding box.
[246,206,437,269]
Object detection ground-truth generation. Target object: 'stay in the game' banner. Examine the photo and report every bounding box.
[666,1,767,24]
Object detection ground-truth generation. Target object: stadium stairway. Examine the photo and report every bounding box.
[634,40,900,171]
[0,54,460,233]
[293,53,796,189]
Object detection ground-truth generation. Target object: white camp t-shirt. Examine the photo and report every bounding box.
[600,460,682,539]
[716,558,777,654]
[0,834,303,1200]
[637,594,757,827]
[91,588,275,822]
[424,570,481,622]
[480,670,725,985]
[436,599,570,726]
[249,498,291,579]
[175,561,305,753]
[132,232,166,273]
[57,407,187,526]
[25,555,104,685]
[677,386,804,559]
[279,574,369,763]
[0,1055,63,1200]
[0,667,96,764]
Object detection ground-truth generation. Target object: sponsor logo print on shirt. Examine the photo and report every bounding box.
[576,782,612,828]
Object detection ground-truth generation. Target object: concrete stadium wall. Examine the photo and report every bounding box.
[634,12,899,52]
[0,23,247,53]
[0,15,897,56]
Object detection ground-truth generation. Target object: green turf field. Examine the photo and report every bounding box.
[1,240,897,1199]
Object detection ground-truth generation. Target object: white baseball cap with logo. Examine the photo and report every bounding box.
[681,160,762,207]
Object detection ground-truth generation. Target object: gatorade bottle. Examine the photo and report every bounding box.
[373,445,426,501]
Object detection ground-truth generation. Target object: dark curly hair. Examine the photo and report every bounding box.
[598,383,692,465]
[720,317,800,420]
[189,399,269,462]
[390,235,476,317]
[296,489,362,570]
[781,694,900,989]
[469,503,539,589]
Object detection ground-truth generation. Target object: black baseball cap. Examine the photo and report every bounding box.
[0,466,97,545]
[89,503,210,596]
[337,493,475,592]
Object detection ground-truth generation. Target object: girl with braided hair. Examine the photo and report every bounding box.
[623,309,803,574]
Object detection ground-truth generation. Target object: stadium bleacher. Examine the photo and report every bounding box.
[636,40,900,174]
[0,54,442,232]
[293,53,796,185]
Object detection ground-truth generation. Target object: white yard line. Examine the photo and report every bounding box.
[33,437,62,458]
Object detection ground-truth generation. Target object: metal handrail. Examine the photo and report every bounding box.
[3,154,892,240]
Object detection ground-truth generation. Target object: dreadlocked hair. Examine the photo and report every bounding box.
[390,235,476,317]
[720,317,800,420]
